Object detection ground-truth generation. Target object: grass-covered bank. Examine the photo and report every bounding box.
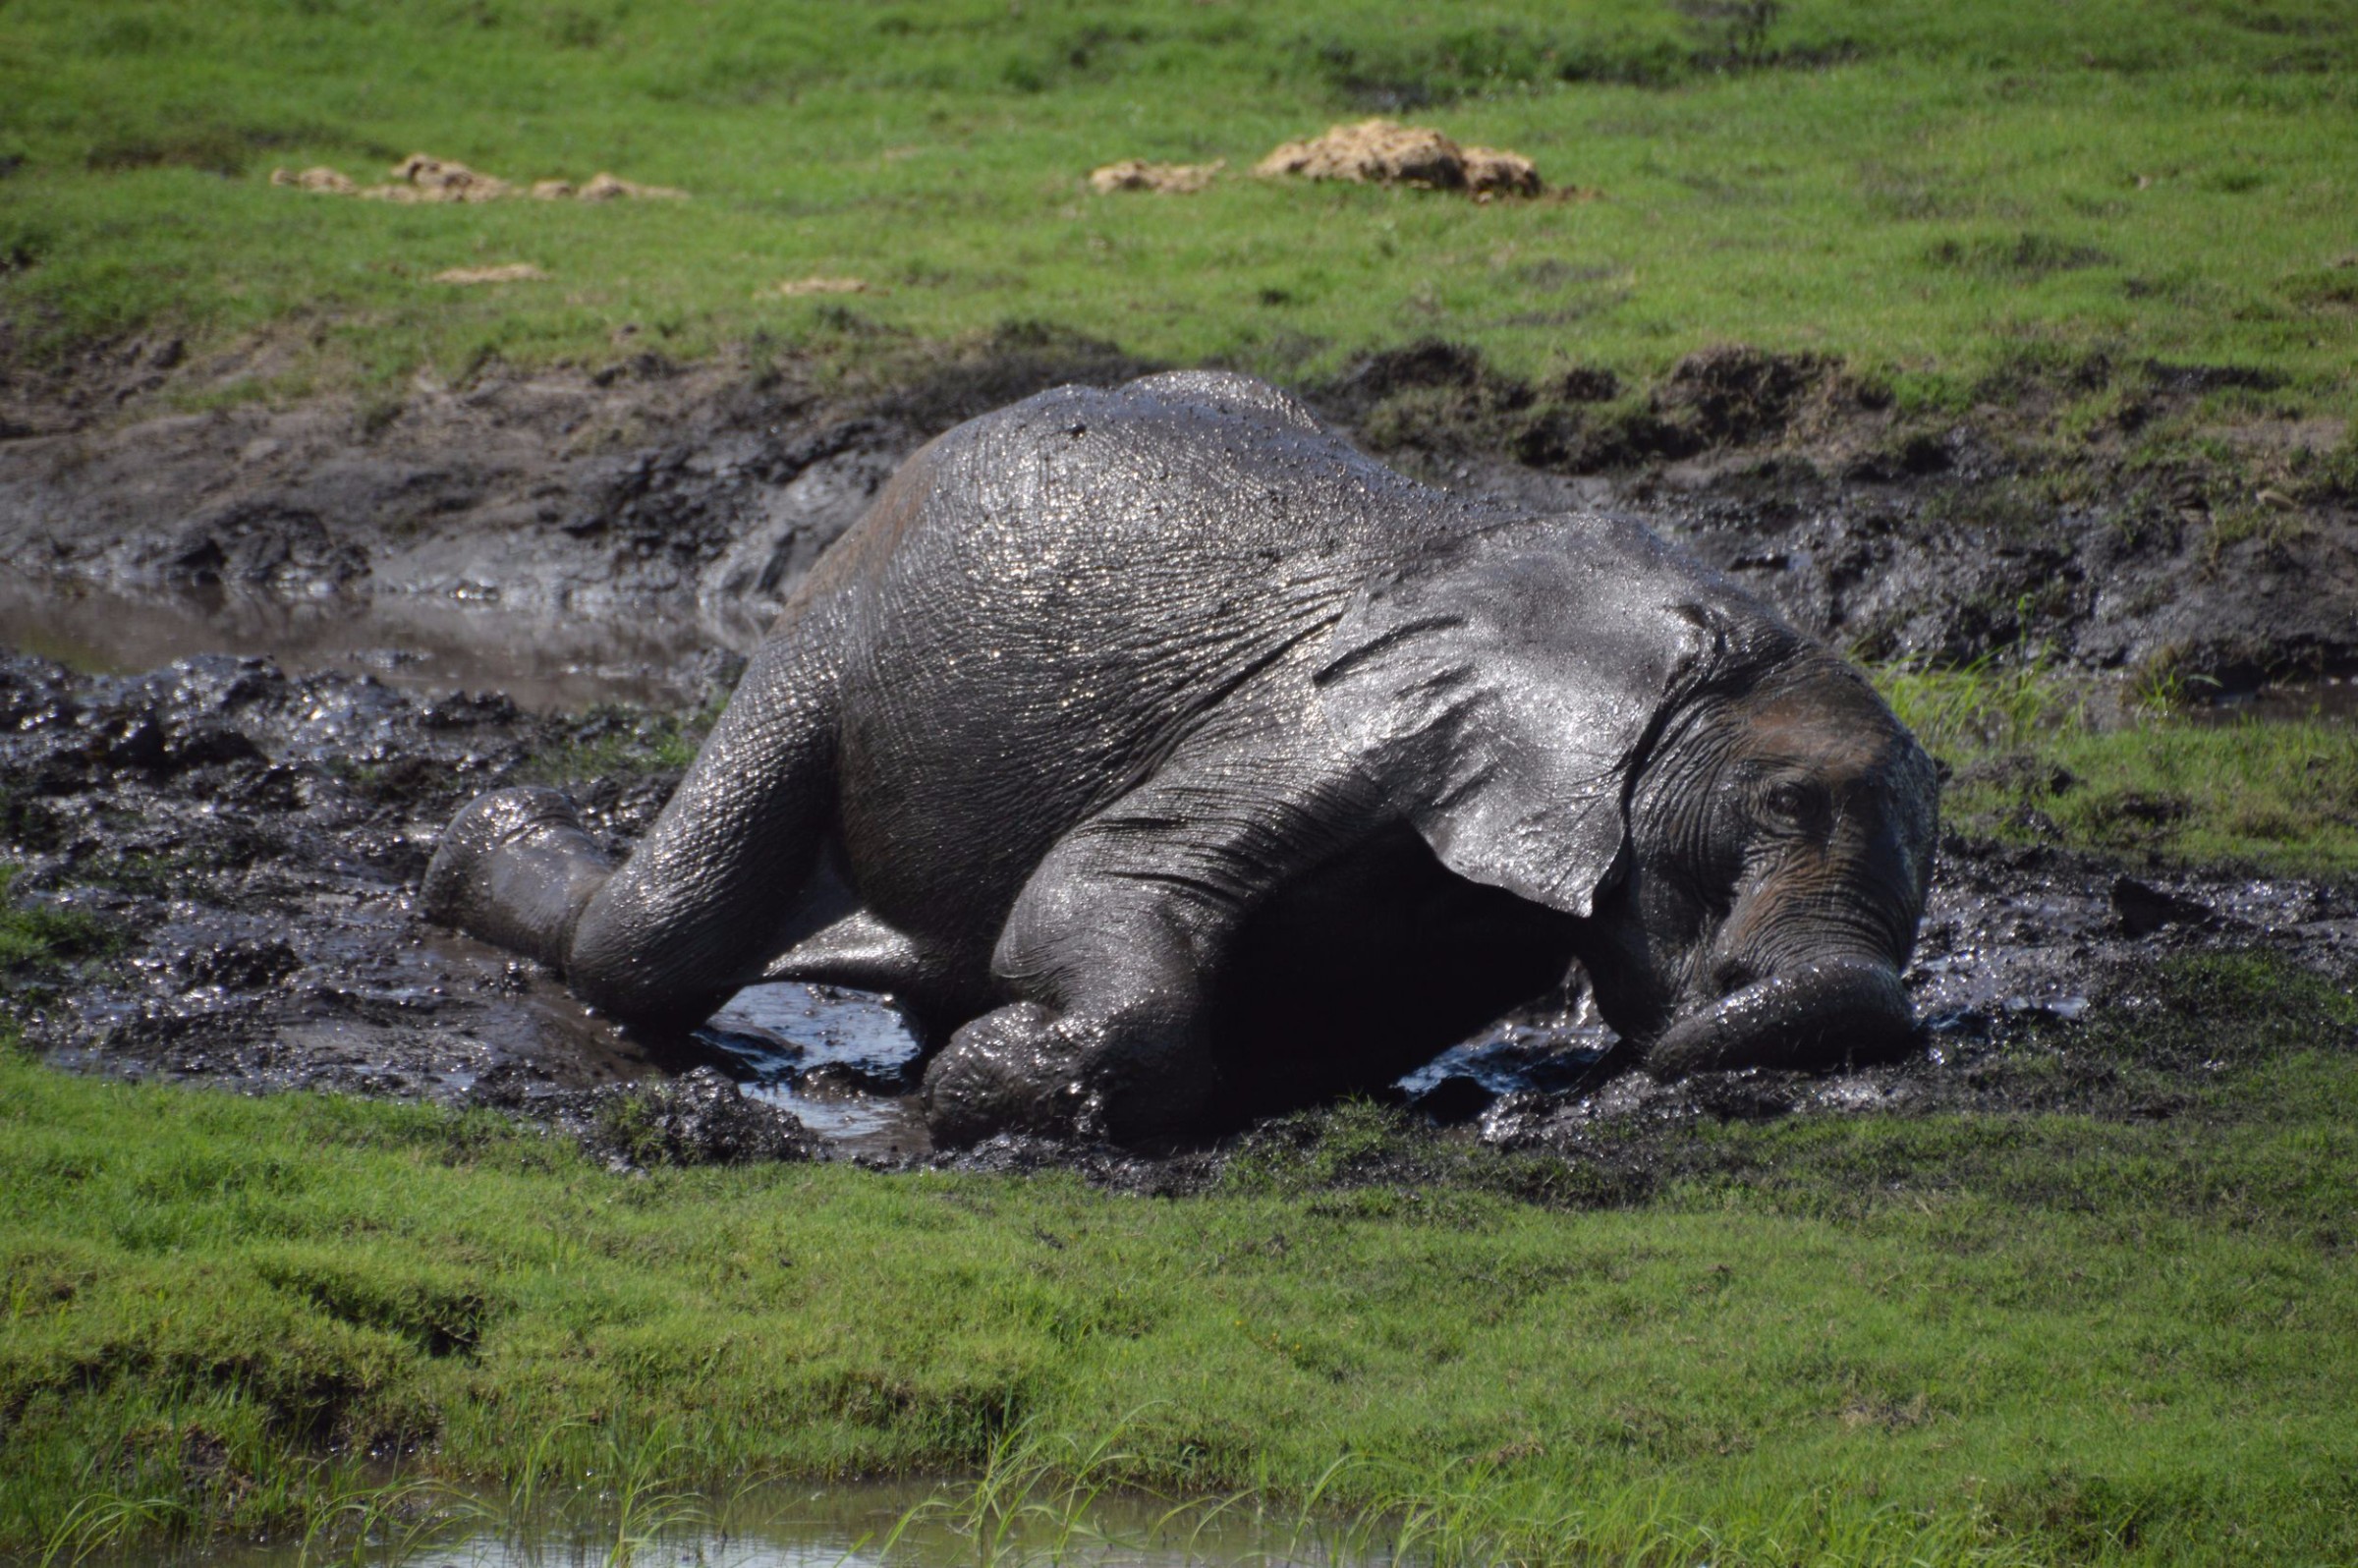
[5,947,2357,1566]
[3,0,2356,418]
[1879,667,2358,877]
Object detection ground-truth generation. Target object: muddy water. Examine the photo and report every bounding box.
[2181,676,2358,726]
[701,984,932,1154]
[0,575,719,712]
[99,1479,1364,1568]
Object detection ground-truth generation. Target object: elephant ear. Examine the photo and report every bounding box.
[1313,516,1781,917]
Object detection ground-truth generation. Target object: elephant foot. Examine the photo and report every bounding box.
[921,1003,1211,1149]
[421,785,613,971]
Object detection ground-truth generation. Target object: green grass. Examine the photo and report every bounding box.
[517,704,708,789]
[4,0,2356,412]
[0,867,116,988]
[1878,665,2358,876]
[4,949,2356,1565]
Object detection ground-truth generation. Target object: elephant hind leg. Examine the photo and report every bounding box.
[426,629,842,1033]
[422,786,614,970]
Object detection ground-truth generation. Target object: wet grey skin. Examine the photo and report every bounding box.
[423,371,1939,1148]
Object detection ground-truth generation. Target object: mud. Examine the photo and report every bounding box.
[5,333,2357,1186]
[1254,119,1544,197]
[1323,341,2358,687]
[4,640,2351,1187]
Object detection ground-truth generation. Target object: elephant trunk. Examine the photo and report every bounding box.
[1641,955,1914,1079]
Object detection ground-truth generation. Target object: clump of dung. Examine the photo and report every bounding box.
[271,153,686,204]
[1088,158,1225,195]
[1255,119,1542,198]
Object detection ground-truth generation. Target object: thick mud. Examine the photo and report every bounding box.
[4,335,2356,1186]
[5,644,2351,1185]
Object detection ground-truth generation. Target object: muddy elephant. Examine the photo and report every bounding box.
[424,371,1937,1146]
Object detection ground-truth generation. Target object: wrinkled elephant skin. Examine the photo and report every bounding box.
[424,372,1938,1147]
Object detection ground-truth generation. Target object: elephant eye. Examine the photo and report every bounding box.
[1762,779,1822,826]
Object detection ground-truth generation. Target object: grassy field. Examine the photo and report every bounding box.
[5,859,2358,1566]
[4,951,2358,1568]
[3,0,2357,416]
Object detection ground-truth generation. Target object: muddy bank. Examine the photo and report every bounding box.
[4,334,2356,695]
[0,327,1147,660]
[4,650,2352,1189]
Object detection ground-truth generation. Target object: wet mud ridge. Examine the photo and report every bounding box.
[5,651,2353,1183]
[5,337,2358,694]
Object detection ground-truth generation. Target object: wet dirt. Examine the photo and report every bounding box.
[5,334,2356,1187]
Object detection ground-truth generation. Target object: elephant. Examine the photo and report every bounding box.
[423,370,1938,1148]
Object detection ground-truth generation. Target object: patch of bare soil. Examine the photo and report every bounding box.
[1088,158,1225,195]
[270,153,686,204]
[1255,119,1543,197]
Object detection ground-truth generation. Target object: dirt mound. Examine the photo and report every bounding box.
[271,154,685,204]
[1088,158,1224,195]
[1255,119,1542,197]
[1652,344,1832,447]
[269,166,357,196]
[384,152,510,201]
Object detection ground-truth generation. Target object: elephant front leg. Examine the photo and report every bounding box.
[921,909,1213,1148]
[921,727,1385,1148]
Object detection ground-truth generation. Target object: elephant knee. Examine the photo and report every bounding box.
[922,1002,1210,1149]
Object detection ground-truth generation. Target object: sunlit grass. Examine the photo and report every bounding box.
[5,985,2357,1566]
[2,0,2355,409]
[1878,665,2358,875]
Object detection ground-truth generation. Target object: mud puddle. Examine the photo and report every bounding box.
[0,574,714,712]
[2181,675,2358,726]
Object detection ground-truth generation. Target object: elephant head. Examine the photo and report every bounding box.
[1315,516,1937,1076]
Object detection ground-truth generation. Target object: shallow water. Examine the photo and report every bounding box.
[701,984,933,1155]
[100,1480,1365,1568]
[0,577,709,712]
[2179,675,2358,726]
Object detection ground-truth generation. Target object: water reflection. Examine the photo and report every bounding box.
[0,576,715,712]
[98,1480,1373,1568]
[699,985,931,1155]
